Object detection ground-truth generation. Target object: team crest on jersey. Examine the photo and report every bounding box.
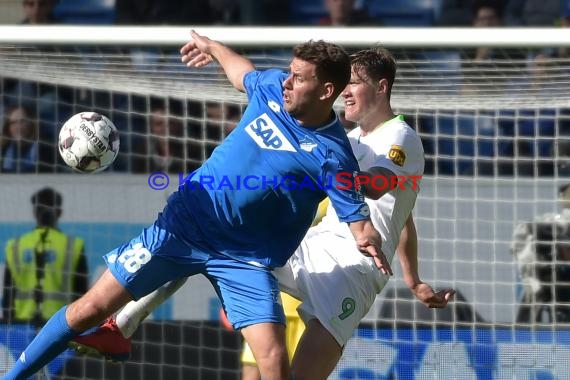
[245,113,297,152]
[267,100,281,112]
[387,145,406,166]
[299,136,317,152]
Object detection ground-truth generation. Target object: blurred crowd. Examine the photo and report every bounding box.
[8,0,570,28]
[1,0,570,176]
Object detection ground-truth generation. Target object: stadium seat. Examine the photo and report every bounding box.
[289,0,327,25]
[53,0,115,25]
[364,0,436,26]
[498,108,556,176]
[431,111,505,176]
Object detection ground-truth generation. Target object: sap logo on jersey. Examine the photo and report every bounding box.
[246,113,296,152]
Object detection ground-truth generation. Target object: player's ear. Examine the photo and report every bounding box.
[377,78,389,96]
[320,82,335,100]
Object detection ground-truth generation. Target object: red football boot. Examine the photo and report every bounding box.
[69,318,131,363]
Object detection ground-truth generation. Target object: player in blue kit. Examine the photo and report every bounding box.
[2,31,391,380]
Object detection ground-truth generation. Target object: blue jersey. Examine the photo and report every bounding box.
[162,69,368,268]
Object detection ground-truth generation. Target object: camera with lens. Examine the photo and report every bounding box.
[531,221,570,321]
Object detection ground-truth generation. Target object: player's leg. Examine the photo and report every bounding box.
[69,220,200,361]
[66,270,133,330]
[240,340,261,380]
[116,278,188,338]
[3,270,132,380]
[291,319,341,379]
[241,364,262,380]
[70,278,189,361]
[239,292,303,380]
[241,323,288,380]
[276,232,386,378]
[207,256,289,380]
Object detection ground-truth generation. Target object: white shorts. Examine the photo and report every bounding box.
[273,227,391,347]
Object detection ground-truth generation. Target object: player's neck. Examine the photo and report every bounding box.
[298,109,335,129]
[359,108,395,136]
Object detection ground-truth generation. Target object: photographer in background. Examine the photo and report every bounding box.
[2,188,88,327]
[511,184,570,323]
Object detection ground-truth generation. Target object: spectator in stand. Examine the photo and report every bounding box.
[131,101,191,174]
[460,1,526,93]
[21,0,60,24]
[470,1,505,61]
[115,0,213,25]
[208,0,290,25]
[437,0,477,26]
[4,0,61,136]
[318,0,376,26]
[0,104,56,173]
[531,4,570,60]
[115,0,215,73]
[505,0,560,26]
[203,101,241,157]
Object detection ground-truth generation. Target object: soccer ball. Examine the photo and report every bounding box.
[58,112,120,173]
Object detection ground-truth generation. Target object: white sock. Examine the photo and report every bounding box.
[115,278,188,338]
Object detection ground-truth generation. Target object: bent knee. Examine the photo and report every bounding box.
[67,298,110,330]
[255,345,290,377]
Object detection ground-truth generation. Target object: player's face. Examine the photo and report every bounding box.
[283,58,323,120]
[342,67,379,125]
[150,109,168,137]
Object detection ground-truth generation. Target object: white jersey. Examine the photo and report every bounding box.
[274,115,425,346]
[317,114,424,265]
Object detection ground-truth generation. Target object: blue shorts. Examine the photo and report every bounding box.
[104,221,285,330]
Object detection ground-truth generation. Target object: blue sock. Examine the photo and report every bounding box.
[3,306,79,380]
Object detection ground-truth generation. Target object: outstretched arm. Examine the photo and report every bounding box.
[398,214,455,308]
[180,30,255,93]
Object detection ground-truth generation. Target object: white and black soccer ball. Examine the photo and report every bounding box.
[58,112,120,173]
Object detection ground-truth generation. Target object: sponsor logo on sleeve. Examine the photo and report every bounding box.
[387,145,406,167]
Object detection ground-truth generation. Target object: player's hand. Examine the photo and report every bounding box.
[356,237,393,276]
[180,30,215,68]
[411,283,455,308]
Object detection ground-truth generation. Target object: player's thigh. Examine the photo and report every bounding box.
[241,362,261,380]
[291,318,341,380]
[104,221,206,300]
[294,240,380,346]
[205,257,286,330]
[241,322,288,371]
